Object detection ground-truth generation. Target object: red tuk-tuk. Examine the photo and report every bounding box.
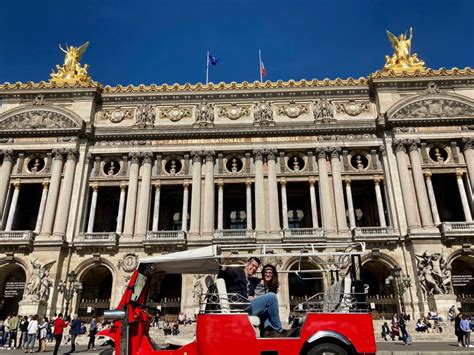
[99,243,376,355]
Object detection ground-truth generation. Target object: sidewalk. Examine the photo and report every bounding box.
[376,341,473,354]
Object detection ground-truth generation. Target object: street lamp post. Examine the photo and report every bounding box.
[58,271,83,318]
[385,266,411,314]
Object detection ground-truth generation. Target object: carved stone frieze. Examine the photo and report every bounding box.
[0,110,80,130]
[217,104,251,120]
[335,100,370,116]
[313,99,334,122]
[160,105,192,122]
[100,106,134,123]
[194,102,215,127]
[135,104,156,127]
[276,100,309,119]
[253,100,274,126]
[392,99,474,119]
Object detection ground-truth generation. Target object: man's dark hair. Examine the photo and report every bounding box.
[58,313,63,318]
[247,257,261,266]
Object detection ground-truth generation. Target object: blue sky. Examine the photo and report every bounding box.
[1,0,472,86]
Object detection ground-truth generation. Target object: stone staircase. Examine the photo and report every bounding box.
[372,320,457,342]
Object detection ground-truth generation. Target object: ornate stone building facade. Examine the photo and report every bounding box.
[0,65,473,321]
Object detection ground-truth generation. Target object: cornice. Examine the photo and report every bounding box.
[370,67,473,80]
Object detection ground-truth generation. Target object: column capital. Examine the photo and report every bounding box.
[129,152,140,163]
[65,148,78,162]
[183,180,190,188]
[51,149,65,161]
[456,169,464,178]
[216,179,224,187]
[345,176,351,185]
[203,150,216,163]
[120,182,127,191]
[309,177,316,186]
[0,150,15,161]
[42,180,50,188]
[141,152,154,164]
[373,177,382,185]
[423,170,432,178]
[267,149,278,161]
[245,179,253,187]
[253,149,265,161]
[316,147,328,160]
[12,180,21,189]
[329,146,341,159]
[392,140,407,153]
[90,183,99,192]
[153,181,161,190]
[408,140,421,152]
[280,178,287,186]
[461,137,473,150]
[190,150,203,163]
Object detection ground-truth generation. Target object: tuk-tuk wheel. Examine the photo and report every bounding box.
[307,342,349,355]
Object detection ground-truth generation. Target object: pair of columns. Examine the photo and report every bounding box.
[279,178,320,230]
[214,179,253,231]
[394,140,473,228]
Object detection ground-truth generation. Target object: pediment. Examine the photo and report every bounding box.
[386,92,474,122]
[0,106,84,135]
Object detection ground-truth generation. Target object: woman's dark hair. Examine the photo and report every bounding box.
[261,264,279,292]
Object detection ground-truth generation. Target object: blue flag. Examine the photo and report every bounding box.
[208,53,219,67]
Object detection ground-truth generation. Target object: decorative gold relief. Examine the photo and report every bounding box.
[217,104,251,120]
[100,107,134,123]
[160,106,192,122]
[276,100,309,118]
[50,42,92,84]
[383,28,426,74]
[335,100,370,116]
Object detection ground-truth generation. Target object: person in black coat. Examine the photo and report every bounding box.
[67,314,82,354]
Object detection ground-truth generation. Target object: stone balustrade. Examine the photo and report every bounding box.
[0,230,35,246]
[353,227,398,242]
[282,228,325,242]
[74,232,119,250]
[144,230,186,248]
[441,221,474,238]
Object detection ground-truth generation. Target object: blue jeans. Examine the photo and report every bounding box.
[250,292,282,332]
[25,334,35,350]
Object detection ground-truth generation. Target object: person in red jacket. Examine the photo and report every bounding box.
[53,313,68,355]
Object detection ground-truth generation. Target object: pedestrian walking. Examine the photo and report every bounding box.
[68,314,82,353]
[455,312,464,347]
[87,318,98,351]
[460,313,472,348]
[2,315,11,349]
[52,313,68,355]
[25,314,39,353]
[8,314,19,349]
[38,317,48,352]
[19,315,29,349]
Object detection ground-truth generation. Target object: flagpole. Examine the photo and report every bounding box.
[259,49,263,83]
[206,51,209,84]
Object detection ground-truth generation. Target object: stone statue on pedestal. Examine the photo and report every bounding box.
[416,251,453,297]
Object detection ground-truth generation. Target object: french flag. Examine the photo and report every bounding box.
[260,59,266,78]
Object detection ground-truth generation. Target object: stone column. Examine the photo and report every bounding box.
[189,151,202,236]
[462,138,474,196]
[253,150,266,232]
[181,181,190,232]
[330,148,348,232]
[0,150,14,224]
[53,149,78,238]
[280,179,289,230]
[34,180,50,234]
[424,171,441,226]
[136,153,153,237]
[116,183,127,234]
[5,181,20,231]
[40,150,64,236]
[393,141,421,229]
[217,180,224,230]
[151,182,161,232]
[86,184,99,233]
[245,179,253,230]
[123,152,140,237]
[309,178,319,228]
[202,151,215,235]
[408,142,434,227]
[374,177,387,227]
[317,148,335,233]
[456,170,473,222]
[345,177,356,230]
[267,149,280,231]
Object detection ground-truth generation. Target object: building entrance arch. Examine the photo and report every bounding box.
[78,265,113,320]
[362,260,397,319]
[147,274,182,317]
[288,260,323,310]
[451,255,474,313]
[0,264,26,318]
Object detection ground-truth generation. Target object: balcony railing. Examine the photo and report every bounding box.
[282,228,325,242]
[441,222,474,238]
[144,230,186,248]
[214,229,256,239]
[353,227,397,241]
[74,232,119,249]
[0,230,35,246]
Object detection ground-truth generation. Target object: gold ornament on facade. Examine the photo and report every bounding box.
[383,28,426,74]
[276,101,309,118]
[50,42,92,84]
[335,100,370,116]
[217,104,251,120]
[160,106,192,122]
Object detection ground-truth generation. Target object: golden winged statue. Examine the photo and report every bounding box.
[50,42,92,83]
[383,27,426,74]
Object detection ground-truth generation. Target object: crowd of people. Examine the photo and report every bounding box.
[0,313,101,353]
[380,305,473,348]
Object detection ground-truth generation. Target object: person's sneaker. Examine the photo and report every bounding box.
[262,327,286,338]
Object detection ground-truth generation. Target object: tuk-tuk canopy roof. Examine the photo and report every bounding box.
[139,242,365,274]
